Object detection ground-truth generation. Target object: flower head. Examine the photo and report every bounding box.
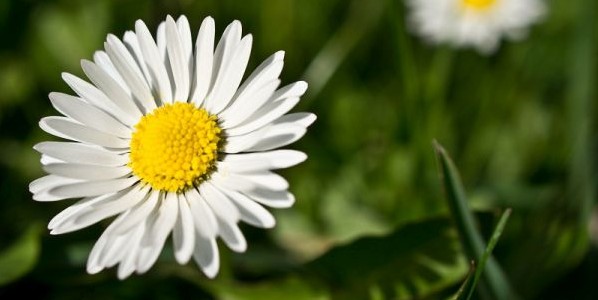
[405,0,546,54]
[30,15,315,279]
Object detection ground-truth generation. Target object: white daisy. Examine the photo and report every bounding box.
[405,0,546,54]
[29,15,315,279]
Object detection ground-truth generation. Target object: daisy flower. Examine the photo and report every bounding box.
[29,15,315,279]
[405,0,546,54]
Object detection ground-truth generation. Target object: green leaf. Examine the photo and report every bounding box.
[434,141,517,300]
[206,276,327,300]
[306,218,468,299]
[0,224,42,285]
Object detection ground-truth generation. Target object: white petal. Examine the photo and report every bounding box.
[203,20,241,113]
[221,79,280,129]
[184,188,218,238]
[49,185,146,235]
[49,192,124,234]
[111,189,159,235]
[216,218,247,253]
[62,73,138,126]
[231,113,310,152]
[244,172,289,191]
[210,21,240,81]
[102,226,139,269]
[245,123,306,152]
[273,112,317,128]
[217,188,275,228]
[193,234,219,278]
[173,194,195,264]
[275,81,308,99]
[190,17,215,106]
[93,51,125,86]
[81,60,143,123]
[43,163,131,180]
[150,193,178,246]
[135,20,173,104]
[117,223,146,279]
[271,81,307,102]
[32,189,72,202]
[243,189,295,208]
[210,172,259,192]
[212,170,286,192]
[177,16,193,65]
[49,92,131,138]
[48,194,109,231]
[177,16,194,99]
[223,126,268,154]
[101,214,145,269]
[123,31,153,90]
[87,228,110,274]
[205,34,252,114]
[228,51,284,107]
[30,175,82,202]
[46,176,138,200]
[216,158,269,174]
[40,117,129,149]
[221,150,307,171]
[105,34,156,113]
[135,213,159,273]
[156,22,167,63]
[165,16,190,102]
[220,51,285,127]
[34,142,128,166]
[224,97,300,137]
[199,182,240,223]
[136,192,178,273]
[40,154,63,165]
[63,184,150,235]
[29,174,80,194]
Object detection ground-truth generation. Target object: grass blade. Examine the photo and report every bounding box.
[465,209,512,300]
[302,0,385,100]
[434,141,517,300]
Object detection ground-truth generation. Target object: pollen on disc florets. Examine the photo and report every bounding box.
[129,102,222,193]
[461,0,496,11]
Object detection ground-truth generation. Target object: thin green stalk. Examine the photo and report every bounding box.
[434,141,518,300]
[465,208,512,300]
[452,209,512,300]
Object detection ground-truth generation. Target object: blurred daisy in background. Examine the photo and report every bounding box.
[405,0,546,54]
[29,15,314,279]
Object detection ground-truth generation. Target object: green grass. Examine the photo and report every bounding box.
[0,0,596,299]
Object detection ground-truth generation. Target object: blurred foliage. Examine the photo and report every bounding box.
[0,223,42,285]
[0,0,597,299]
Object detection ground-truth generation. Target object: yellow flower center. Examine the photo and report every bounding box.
[129,102,221,193]
[461,0,496,10]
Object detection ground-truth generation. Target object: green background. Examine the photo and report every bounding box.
[0,0,596,299]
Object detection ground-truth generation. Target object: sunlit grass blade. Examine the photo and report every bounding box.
[466,209,512,299]
[451,209,511,300]
[302,0,384,100]
[434,141,517,300]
